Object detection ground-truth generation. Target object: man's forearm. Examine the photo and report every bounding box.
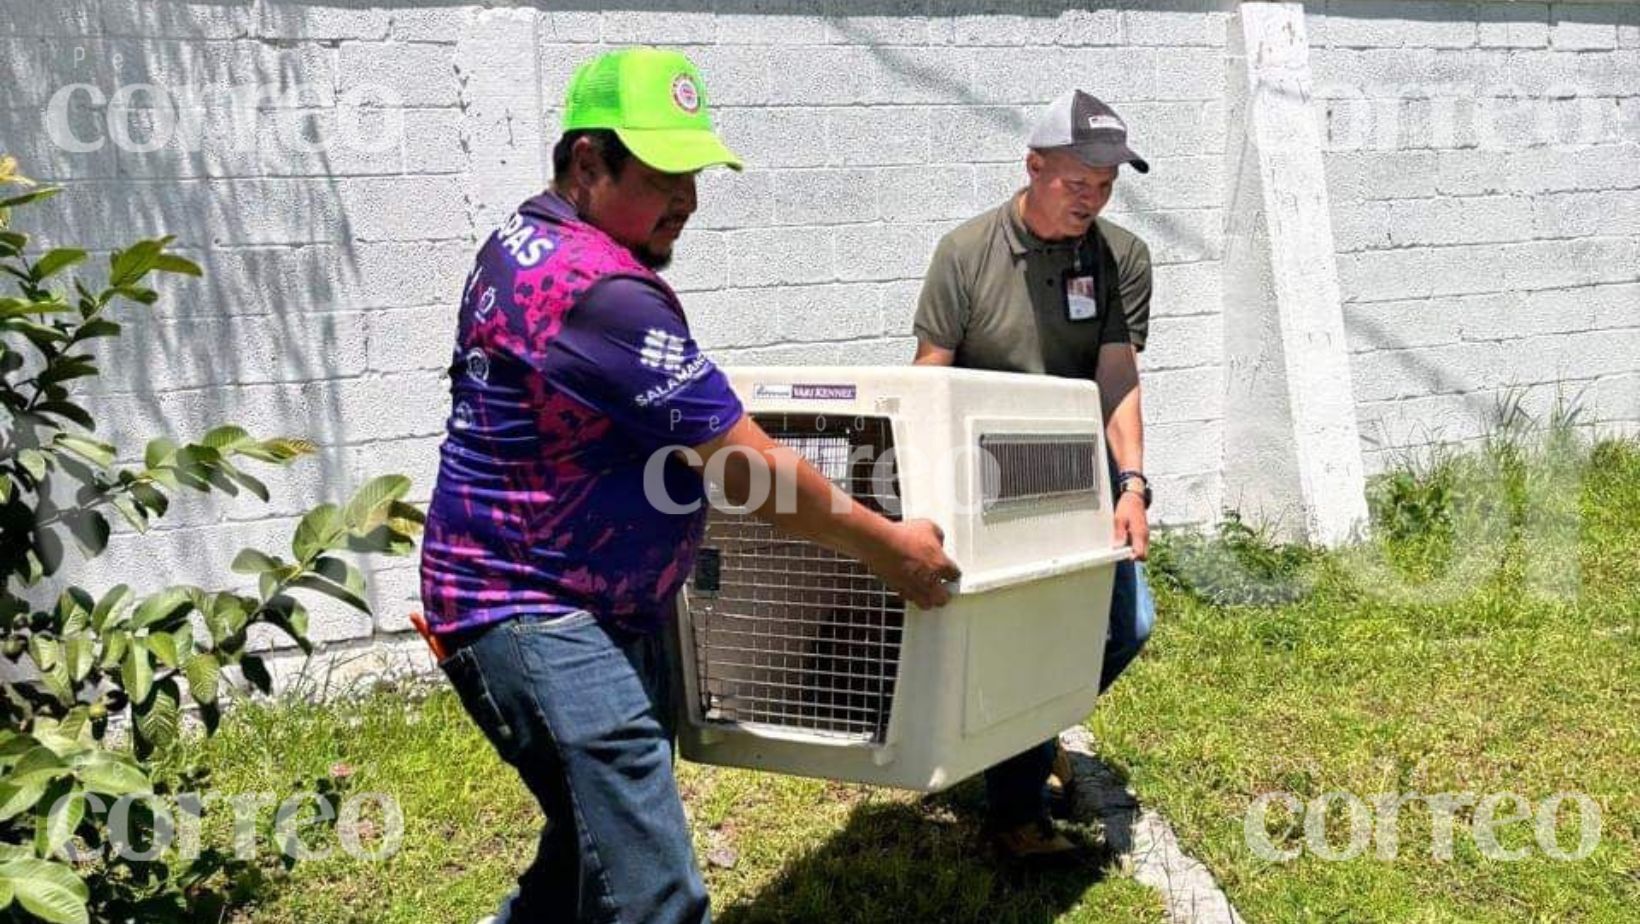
[1105,385,1144,474]
[698,417,895,563]
[1096,343,1144,473]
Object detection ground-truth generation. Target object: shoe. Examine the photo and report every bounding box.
[991,817,1081,863]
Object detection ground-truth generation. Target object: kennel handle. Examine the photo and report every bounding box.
[946,546,1133,597]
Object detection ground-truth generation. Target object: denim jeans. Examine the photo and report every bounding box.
[439,612,709,924]
[983,490,1158,827]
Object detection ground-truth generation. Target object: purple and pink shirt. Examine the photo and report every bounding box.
[419,191,743,635]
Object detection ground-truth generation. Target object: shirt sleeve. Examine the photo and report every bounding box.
[912,234,970,350]
[542,276,743,451]
[1118,236,1153,352]
[1097,239,1132,348]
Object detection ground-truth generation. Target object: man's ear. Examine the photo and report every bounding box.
[1024,150,1044,181]
[571,136,603,184]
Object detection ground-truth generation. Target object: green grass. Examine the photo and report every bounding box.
[1094,435,1640,923]
[178,434,1640,922]
[173,690,1162,924]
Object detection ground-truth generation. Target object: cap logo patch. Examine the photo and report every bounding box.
[671,74,701,114]
[1086,114,1125,132]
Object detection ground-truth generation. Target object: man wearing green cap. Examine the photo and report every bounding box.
[421,47,959,923]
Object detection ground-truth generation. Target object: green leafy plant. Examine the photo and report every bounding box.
[0,160,424,922]
[1148,510,1320,609]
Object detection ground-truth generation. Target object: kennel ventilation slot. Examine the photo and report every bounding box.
[685,414,903,743]
[980,433,1101,511]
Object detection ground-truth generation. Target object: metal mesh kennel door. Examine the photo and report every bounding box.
[683,414,904,743]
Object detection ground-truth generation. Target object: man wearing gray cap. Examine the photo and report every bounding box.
[912,89,1158,861]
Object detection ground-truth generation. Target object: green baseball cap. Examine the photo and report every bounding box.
[562,47,744,173]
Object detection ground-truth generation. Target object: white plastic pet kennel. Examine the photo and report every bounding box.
[672,366,1130,792]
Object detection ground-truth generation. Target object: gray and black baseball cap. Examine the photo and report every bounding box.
[1026,89,1149,174]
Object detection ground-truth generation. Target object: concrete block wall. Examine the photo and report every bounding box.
[1306,0,1640,472]
[0,0,1635,675]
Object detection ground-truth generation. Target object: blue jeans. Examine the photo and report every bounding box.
[439,612,709,924]
[984,554,1156,826]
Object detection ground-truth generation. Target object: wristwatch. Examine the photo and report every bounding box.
[1116,470,1152,509]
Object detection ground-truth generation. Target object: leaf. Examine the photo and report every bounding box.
[61,511,109,557]
[32,249,87,282]
[313,557,366,597]
[0,856,90,924]
[201,425,251,451]
[53,435,113,470]
[97,631,129,671]
[0,187,62,208]
[55,589,93,634]
[171,445,220,491]
[143,437,177,470]
[386,500,426,537]
[145,631,178,668]
[264,594,311,639]
[345,525,416,556]
[62,636,93,683]
[43,710,89,752]
[18,448,48,482]
[129,481,169,518]
[220,461,268,502]
[153,253,202,277]
[112,285,158,306]
[130,587,193,630]
[34,526,65,578]
[0,781,46,822]
[111,495,147,532]
[6,747,68,790]
[38,661,73,706]
[198,701,222,736]
[0,731,37,761]
[121,638,153,706]
[237,437,317,464]
[76,752,151,797]
[0,297,72,319]
[133,678,180,751]
[240,655,273,695]
[41,786,84,858]
[34,401,94,430]
[70,318,119,341]
[183,652,220,705]
[36,356,98,388]
[108,237,169,287]
[291,573,370,614]
[28,634,61,672]
[1,317,70,348]
[292,504,343,561]
[0,473,10,502]
[342,474,412,531]
[231,548,283,575]
[90,584,133,632]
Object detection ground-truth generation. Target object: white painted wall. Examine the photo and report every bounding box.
[1306,0,1640,472]
[0,1,1635,675]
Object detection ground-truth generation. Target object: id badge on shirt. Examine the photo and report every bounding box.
[1064,235,1101,322]
[1065,274,1099,322]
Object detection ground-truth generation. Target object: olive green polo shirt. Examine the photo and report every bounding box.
[914,194,1152,381]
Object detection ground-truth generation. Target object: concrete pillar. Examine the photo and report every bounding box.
[455,7,550,236]
[1223,2,1369,547]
